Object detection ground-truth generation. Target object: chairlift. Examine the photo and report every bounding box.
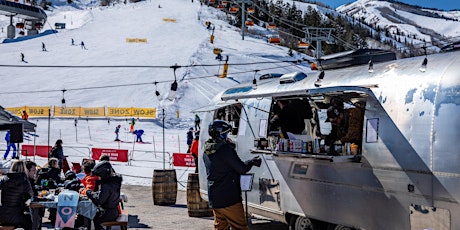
[217,4,225,9]
[247,7,255,13]
[229,7,238,13]
[268,36,281,44]
[221,1,228,6]
[209,0,215,4]
[245,19,254,26]
[267,22,276,29]
[298,41,309,49]
[34,22,43,29]
[16,23,25,29]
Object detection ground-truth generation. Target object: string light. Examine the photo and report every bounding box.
[252,69,259,89]
[61,89,67,108]
[419,44,428,72]
[168,64,180,101]
[368,60,374,73]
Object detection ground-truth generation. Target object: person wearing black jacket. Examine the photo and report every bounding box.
[26,160,45,230]
[203,120,261,230]
[0,160,33,229]
[35,158,63,189]
[85,161,122,230]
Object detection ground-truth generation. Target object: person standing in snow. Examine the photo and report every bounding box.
[194,114,201,130]
[186,127,194,153]
[129,118,135,133]
[3,131,17,160]
[71,38,75,46]
[42,42,46,51]
[22,110,29,120]
[114,124,121,141]
[81,41,86,49]
[48,139,65,171]
[20,52,25,62]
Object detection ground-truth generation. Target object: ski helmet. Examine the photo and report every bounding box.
[208,120,232,139]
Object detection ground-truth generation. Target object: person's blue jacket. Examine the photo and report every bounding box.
[5,131,11,143]
[134,129,144,137]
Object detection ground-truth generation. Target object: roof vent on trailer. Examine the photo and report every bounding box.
[279,72,307,84]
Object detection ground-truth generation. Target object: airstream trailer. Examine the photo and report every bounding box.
[196,51,460,230]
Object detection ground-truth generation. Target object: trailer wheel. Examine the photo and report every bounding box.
[289,215,320,230]
[327,224,354,230]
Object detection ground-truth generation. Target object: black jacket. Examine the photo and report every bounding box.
[87,174,122,210]
[203,139,253,208]
[35,167,63,189]
[0,172,33,226]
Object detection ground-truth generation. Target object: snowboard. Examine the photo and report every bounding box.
[55,190,79,228]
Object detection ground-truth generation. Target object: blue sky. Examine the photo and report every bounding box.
[319,0,460,11]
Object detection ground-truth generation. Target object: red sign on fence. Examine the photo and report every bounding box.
[91,148,128,162]
[21,144,51,158]
[172,153,196,167]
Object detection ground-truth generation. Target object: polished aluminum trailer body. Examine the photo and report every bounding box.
[197,52,460,229]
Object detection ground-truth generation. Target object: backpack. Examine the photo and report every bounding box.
[48,146,59,159]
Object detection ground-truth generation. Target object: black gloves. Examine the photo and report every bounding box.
[250,156,262,167]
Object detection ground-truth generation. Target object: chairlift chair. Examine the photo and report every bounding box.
[209,0,215,4]
[221,1,228,6]
[16,23,24,29]
[298,41,309,49]
[268,36,281,44]
[247,7,255,13]
[267,22,276,29]
[229,7,238,13]
[245,19,254,26]
[217,4,225,9]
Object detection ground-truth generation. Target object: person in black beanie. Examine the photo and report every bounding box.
[85,161,122,230]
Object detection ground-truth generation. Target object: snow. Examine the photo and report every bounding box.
[0,0,309,189]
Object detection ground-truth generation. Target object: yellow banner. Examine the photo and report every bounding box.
[5,107,24,117]
[107,107,133,117]
[126,38,148,43]
[6,106,51,117]
[80,107,106,117]
[54,107,81,117]
[132,108,156,118]
[6,106,155,118]
[162,18,177,22]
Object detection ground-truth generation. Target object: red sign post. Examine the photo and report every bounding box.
[91,148,128,162]
[172,153,196,167]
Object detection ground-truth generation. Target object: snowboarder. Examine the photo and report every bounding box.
[20,52,25,62]
[71,38,75,46]
[194,114,201,130]
[114,124,121,141]
[42,42,46,51]
[81,41,86,49]
[133,129,144,142]
[3,131,17,160]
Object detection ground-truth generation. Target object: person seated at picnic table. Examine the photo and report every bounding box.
[35,158,64,226]
[0,160,33,229]
[63,171,83,192]
[79,161,99,195]
[36,158,64,189]
[85,161,123,230]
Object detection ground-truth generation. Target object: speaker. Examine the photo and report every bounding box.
[10,124,23,143]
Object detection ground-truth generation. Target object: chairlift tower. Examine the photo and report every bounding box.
[235,0,252,40]
[303,27,335,59]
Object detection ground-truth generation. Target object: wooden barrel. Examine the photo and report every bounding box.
[152,169,177,206]
[186,173,213,217]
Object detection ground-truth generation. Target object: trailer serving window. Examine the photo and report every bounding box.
[263,91,367,158]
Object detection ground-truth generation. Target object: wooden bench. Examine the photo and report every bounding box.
[101,210,128,230]
[0,226,15,230]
